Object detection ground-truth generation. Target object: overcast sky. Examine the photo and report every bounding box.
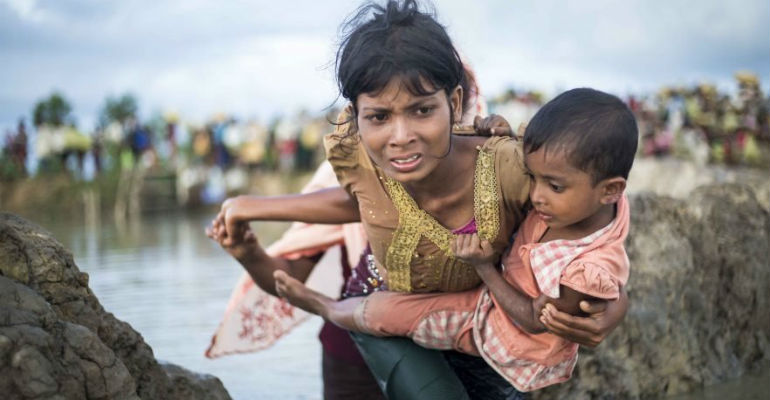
[1,0,768,132]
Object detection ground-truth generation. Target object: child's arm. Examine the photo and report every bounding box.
[215,187,360,246]
[540,286,629,348]
[453,234,599,335]
[475,262,548,334]
[452,234,546,334]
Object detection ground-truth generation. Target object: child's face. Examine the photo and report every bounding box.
[524,147,610,233]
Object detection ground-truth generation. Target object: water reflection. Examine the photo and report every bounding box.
[41,211,323,400]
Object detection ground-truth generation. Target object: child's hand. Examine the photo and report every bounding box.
[474,114,512,136]
[452,233,496,267]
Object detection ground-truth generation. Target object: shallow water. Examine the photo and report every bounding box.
[40,211,324,400]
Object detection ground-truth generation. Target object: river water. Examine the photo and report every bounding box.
[34,210,768,400]
[40,211,324,400]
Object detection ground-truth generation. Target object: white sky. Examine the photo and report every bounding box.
[1,0,768,132]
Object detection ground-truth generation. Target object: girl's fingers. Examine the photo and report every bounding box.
[579,299,608,314]
[546,304,600,333]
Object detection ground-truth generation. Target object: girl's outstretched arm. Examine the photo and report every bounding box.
[205,220,317,296]
[214,187,360,246]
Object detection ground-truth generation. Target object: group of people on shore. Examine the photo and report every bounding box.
[5,65,765,188]
[631,73,768,166]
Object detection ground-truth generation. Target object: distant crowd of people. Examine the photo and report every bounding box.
[2,73,768,183]
[630,72,768,165]
[1,109,336,182]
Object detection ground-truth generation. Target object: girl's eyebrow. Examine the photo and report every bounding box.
[360,93,438,113]
[360,106,391,113]
[404,99,437,111]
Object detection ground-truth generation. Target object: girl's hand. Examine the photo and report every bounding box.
[532,294,549,314]
[539,286,629,348]
[452,233,496,267]
[205,217,261,262]
[474,114,512,136]
[216,195,253,246]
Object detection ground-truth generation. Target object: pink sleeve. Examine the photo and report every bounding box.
[560,261,622,300]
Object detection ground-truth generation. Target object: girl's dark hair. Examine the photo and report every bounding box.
[335,0,466,114]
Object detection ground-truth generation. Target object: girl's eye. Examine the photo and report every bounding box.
[366,113,388,122]
[550,183,564,193]
[416,106,434,116]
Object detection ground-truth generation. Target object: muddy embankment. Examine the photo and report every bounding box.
[0,214,231,399]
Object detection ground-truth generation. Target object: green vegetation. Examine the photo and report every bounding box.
[33,92,73,128]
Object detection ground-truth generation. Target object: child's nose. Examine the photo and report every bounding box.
[530,183,545,206]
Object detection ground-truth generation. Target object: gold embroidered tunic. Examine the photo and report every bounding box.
[324,126,529,293]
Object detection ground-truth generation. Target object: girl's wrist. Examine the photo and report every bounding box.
[236,241,268,264]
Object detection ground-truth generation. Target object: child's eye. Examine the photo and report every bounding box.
[549,183,564,193]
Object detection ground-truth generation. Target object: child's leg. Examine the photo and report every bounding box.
[275,270,482,355]
[274,270,362,332]
[360,289,481,354]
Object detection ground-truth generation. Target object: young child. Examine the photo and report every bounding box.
[274,87,638,392]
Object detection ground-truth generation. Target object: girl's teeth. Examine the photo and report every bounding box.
[394,155,418,164]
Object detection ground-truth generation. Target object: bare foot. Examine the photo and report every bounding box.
[274,270,333,318]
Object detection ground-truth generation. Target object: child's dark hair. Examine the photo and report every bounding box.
[523,88,639,184]
[335,0,466,115]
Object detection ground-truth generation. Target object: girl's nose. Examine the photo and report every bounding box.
[389,117,414,146]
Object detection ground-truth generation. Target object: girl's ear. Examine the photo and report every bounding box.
[600,177,626,204]
[450,85,464,122]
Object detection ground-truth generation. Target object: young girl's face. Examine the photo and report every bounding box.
[524,147,609,235]
[355,76,462,185]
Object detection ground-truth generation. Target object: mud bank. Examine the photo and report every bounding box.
[0,213,231,399]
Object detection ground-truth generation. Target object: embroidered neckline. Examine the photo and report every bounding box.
[382,144,500,292]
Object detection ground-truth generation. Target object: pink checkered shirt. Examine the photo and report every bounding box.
[527,221,613,298]
[469,219,615,391]
[473,289,578,392]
